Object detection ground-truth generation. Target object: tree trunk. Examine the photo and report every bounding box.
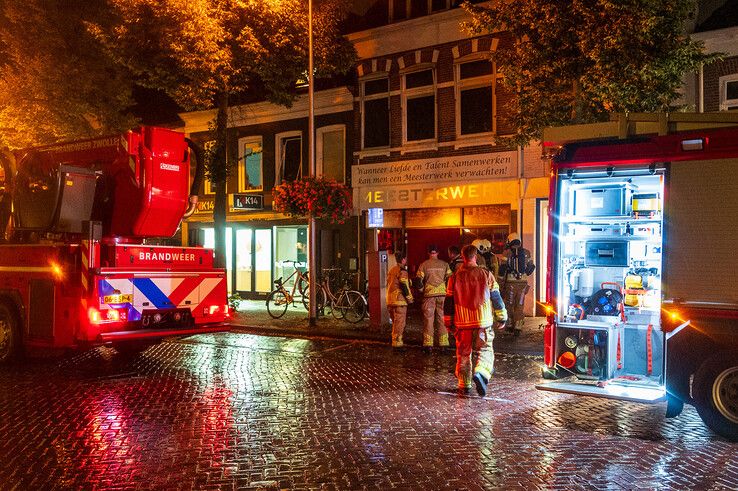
[571,79,583,123]
[213,91,229,271]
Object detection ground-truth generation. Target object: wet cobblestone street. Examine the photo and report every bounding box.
[0,331,735,490]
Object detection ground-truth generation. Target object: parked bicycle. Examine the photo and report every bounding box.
[316,269,367,323]
[266,260,310,318]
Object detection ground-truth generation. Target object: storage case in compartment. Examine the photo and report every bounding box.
[621,324,664,379]
[585,241,629,267]
[555,322,623,380]
[569,223,625,237]
[573,184,633,217]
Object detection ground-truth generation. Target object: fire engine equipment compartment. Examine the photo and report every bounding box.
[555,170,665,388]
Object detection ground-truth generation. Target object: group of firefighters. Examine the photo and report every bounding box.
[385,234,535,395]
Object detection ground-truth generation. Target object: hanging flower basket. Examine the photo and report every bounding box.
[273,177,353,224]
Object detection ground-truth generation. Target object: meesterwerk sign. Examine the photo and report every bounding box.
[351,151,518,210]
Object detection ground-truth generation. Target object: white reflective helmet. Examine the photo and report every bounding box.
[471,239,486,252]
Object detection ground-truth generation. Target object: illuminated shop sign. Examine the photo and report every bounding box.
[355,179,519,210]
[351,151,517,188]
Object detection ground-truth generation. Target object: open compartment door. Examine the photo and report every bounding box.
[539,166,667,404]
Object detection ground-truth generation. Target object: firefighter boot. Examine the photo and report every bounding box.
[514,319,525,337]
[473,372,488,397]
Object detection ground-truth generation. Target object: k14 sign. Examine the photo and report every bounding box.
[232,194,264,210]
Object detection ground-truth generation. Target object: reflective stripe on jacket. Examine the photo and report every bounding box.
[387,265,413,306]
[443,264,507,329]
[416,257,451,297]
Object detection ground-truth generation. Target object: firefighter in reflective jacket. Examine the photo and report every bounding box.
[500,233,535,336]
[415,244,452,351]
[444,244,507,396]
[386,250,413,348]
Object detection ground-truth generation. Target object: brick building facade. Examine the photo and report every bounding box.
[347,7,549,316]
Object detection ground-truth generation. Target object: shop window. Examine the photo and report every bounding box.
[274,226,308,290]
[720,75,738,111]
[317,125,345,182]
[361,77,390,149]
[238,136,263,192]
[403,68,436,143]
[456,58,495,136]
[202,227,234,292]
[275,131,302,185]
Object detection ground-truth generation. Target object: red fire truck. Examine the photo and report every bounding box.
[0,126,228,361]
[537,113,738,441]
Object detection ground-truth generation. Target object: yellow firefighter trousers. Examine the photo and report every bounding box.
[422,296,448,347]
[454,328,494,389]
[502,281,529,331]
[388,305,408,347]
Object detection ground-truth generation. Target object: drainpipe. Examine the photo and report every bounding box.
[517,145,524,234]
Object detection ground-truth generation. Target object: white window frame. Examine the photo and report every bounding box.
[316,124,346,183]
[360,74,391,150]
[388,0,449,21]
[237,136,263,193]
[454,55,498,139]
[275,130,303,186]
[203,140,216,195]
[719,74,738,111]
[402,66,436,145]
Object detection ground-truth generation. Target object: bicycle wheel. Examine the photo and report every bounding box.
[331,291,346,320]
[301,283,310,311]
[315,287,327,317]
[266,288,289,318]
[339,290,367,323]
[297,275,309,296]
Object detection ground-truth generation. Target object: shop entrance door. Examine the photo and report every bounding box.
[235,227,273,297]
[405,228,461,276]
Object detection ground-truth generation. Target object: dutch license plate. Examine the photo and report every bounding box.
[103,294,133,304]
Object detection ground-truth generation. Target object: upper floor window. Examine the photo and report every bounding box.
[403,68,436,143]
[275,131,302,185]
[390,0,452,21]
[720,74,738,111]
[238,136,263,192]
[361,76,390,149]
[203,140,216,195]
[456,58,495,136]
[317,125,346,183]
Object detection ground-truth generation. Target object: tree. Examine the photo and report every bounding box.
[0,1,139,149]
[463,0,717,145]
[89,0,356,268]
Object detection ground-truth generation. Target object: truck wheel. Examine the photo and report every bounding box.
[693,352,738,441]
[0,302,20,364]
